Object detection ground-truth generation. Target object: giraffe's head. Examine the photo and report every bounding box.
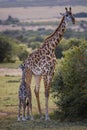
[19,64,25,71]
[63,7,75,24]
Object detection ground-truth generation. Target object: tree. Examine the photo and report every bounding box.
[5,15,19,24]
[17,44,29,61]
[55,38,82,59]
[29,42,42,50]
[0,35,22,62]
[51,40,87,121]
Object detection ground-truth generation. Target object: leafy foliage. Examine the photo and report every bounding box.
[0,35,28,62]
[52,39,87,120]
[55,38,82,59]
[18,44,29,61]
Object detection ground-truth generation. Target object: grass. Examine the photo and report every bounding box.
[0,115,87,130]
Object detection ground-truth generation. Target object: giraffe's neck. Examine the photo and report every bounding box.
[45,16,66,49]
[22,70,25,81]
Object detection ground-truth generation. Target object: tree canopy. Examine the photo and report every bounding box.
[0,35,28,62]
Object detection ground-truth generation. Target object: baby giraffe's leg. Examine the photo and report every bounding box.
[18,99,22,121]
[22,99,26,121]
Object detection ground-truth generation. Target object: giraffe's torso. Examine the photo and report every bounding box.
[25,42,56,76]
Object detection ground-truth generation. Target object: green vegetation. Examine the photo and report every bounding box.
[0,35,29,63]
[55,38,84,58]
[52,39,87,121]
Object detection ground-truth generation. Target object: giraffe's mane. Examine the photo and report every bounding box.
[45,16,65,41]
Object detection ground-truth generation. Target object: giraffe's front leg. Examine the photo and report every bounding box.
[45,88,50,121]
[25,69,34,120]
[43,75,52,121]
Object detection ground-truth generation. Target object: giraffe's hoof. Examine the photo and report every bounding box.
[45,116,50,121]
[22,117,26,121]
[17,117,21,121]
[40,115,44,120]
[30,116,34,121]
[26,116,30,120]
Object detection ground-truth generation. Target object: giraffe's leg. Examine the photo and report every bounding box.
[43,75,53,121]
[18,99,22,121]
[26,98,30,120]
[34,75,43,119]
[27,87,34,120]
[22,99,26,121]
[25,69,34,120]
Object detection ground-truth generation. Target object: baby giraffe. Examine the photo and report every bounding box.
[18,64,30,121]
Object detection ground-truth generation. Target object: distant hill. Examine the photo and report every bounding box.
[0,0,87,7]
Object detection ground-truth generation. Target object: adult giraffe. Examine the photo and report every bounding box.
[24,7,75,120]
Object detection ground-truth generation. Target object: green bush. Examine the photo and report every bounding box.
[28,42,42,50]
[18,50,28,61]
[17,44,29,61]
[0,35,28,63]
[0,35,18,62]
[52,40,87,121]
[55,38,82,59]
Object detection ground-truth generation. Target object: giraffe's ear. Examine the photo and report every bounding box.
[69,7,72,12]
[65,7,68,12]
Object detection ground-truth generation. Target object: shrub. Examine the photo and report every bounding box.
[52,40,87,121]
[55,38,82,59]
[0,35,28,63]
[18,50,28,61]
[0,35,17,62]
[29,42,42,50]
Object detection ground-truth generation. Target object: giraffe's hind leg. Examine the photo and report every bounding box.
[34,75,44,119]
